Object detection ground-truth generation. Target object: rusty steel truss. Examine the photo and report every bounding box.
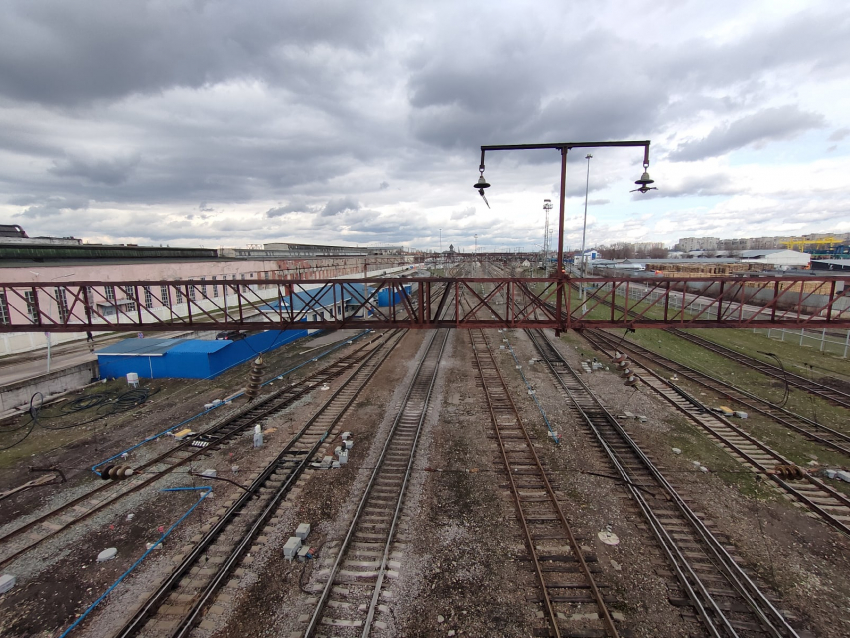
[1,275,849,332]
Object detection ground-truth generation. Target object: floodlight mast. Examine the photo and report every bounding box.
[476,140,654,333]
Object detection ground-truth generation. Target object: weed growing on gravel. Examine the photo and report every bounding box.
[663,417,771,500]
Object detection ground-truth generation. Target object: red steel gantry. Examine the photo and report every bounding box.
[0,275,848,333]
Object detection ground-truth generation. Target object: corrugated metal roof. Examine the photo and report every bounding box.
[97,338,191,356]
[168,340,231,354]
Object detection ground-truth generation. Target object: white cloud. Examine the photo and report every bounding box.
[0,1,848,250]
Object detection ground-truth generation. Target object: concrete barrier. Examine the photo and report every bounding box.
[0,360,100,414]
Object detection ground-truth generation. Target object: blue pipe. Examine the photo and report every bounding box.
[57,486,212,638]
[92,329,370,475]
[505,338,560,444]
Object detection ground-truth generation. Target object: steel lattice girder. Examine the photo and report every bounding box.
[0,276,849,332]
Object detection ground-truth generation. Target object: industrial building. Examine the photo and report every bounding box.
[96,330,309,380]
[0,228,416,356]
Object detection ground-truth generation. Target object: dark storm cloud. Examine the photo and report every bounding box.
[0,1,390,106]
[669,106,825,162]
[406,10,849,152]
[320,197,361,217]
[0,3,848,249]
[266,200,315,218]
[14,195,90,218]
[49,152,141,185]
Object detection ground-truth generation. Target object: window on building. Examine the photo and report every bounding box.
[200,276,207,296]
[175,285,184,305]
[122,285,134,298]
[189,282,196,301]
[105,285,115,302]
[0,292,9,325]
[212,275,218,298]
[160,285,171,308]
[24,291,38,322]
[264,272,270,280]
[144,286,153,308]
[54,287,69,323]
[240,274,246,280]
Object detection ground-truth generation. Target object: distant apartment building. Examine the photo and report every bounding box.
[632,242,665,254]
[675,237,719,252]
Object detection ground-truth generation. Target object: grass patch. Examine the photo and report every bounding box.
[663,416,770,499]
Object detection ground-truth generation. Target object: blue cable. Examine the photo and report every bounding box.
[504,337,560,444]
[57,486,212,638]
[91,329,370,475]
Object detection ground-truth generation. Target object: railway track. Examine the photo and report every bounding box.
[583,329,850,458]
[579,331,850,538]
[113,329,407,638]
[665,328,850,410]
[566,277,850,410]
[0,331,387,570]
[470,327,621,638]
[301,327,450,637]
[526,328,802,638]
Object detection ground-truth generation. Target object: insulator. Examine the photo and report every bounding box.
[244,356,265,400]
[100,464,134,480]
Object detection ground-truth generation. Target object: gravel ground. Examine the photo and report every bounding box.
[523,327,850,637]
[2,322,848,638]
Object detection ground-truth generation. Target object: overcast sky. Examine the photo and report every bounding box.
[0,0,848,252]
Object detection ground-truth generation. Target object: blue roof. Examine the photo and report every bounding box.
[168,340,231,354]
[97,338,191,356]
[271,283,358,311]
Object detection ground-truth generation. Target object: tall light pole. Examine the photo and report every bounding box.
[543,199,552,278]
[580,153,593,311]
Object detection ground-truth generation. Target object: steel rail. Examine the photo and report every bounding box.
[113,330,406,638]
[526,328,799,638]
[0,334,385,569]
[581,331,850,538]
[584,328,850,456]
[304,328,449,637]
[469,327,620,638]
[666,328,850,409]
[563,278,850,410]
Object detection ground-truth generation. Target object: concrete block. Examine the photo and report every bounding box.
[283,536,302,558]
[0,574,15,594]
[296,523,311,540]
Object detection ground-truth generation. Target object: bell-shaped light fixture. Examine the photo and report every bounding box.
[631,163,658,194]
[474,171,491,208]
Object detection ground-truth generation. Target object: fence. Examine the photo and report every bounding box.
[752,327,850,358]
[608,283,849,358]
